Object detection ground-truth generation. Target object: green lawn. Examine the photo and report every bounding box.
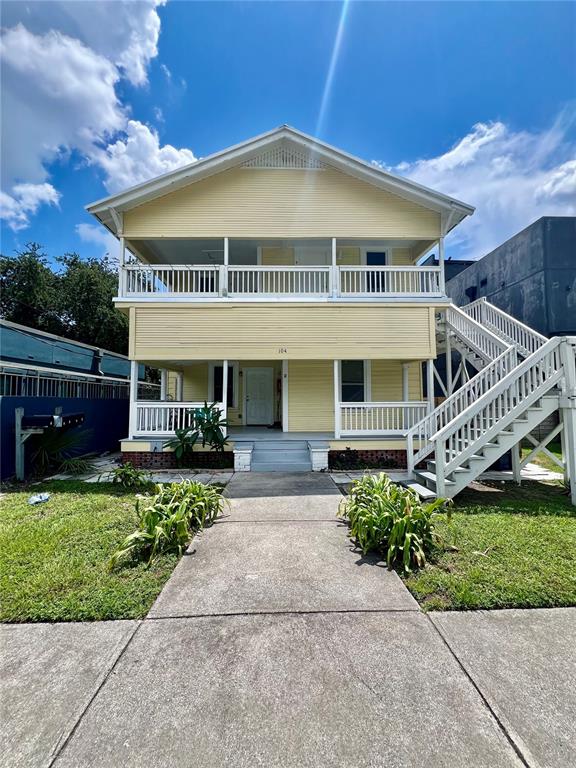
[0,481,179,622]
[403,480,576,611]
[521,441,564,473]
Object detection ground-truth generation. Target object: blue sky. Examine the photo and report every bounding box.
[1,1,575,263]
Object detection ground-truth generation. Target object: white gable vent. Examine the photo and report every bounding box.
[242,145,326,169]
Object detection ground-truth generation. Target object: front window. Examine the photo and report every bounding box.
[341,360,365,402]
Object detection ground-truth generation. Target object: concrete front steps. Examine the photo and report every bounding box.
[250,440,312,472]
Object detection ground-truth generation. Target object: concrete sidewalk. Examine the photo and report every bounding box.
[2,473,575,767]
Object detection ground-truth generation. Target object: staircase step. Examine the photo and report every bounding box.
[405,482,437,500]
[252,440,307,452]
[250,462,311,472]
[427,461,468,474]
[415,471,456,487]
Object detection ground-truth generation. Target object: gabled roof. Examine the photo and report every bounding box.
[87,125,474,236]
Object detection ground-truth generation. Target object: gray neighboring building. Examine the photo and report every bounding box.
[446,216,576,336]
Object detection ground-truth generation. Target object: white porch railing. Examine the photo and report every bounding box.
[228,266,331,296]
[119,264,443,299]
[339,401,429,436]
[133,401,223,437]
[339,266,442,296]
[123,264,221,296]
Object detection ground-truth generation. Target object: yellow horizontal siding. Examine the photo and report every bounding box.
[391,247,413,266]
[123,167,441,239]
[288,360,334,432]
[329,440,407,450]
[337,246,361,265]
[132,305,435,360]
[261,247,294,265]
[371,360,422,400]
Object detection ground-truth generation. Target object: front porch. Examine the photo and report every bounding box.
[124,357,434,471]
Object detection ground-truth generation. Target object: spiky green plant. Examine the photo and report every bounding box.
[193,402,229,452]
[162,425,199,466]
[109,479,225,569]
[58,456,97,476]
[338,473,451,572]
[111,462,151,489]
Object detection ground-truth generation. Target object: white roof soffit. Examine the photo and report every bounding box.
[86,125,475,235]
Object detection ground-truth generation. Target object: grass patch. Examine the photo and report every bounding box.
[403,480,576,611]
[521,441,563,473]
[0,481,180,622]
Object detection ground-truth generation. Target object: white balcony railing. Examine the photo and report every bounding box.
[228,266,331,296]
[338,401,429,436]
[339,266,442,296]
[133,401,224,437]
[119,264,443,300]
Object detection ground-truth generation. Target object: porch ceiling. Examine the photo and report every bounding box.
[128,237,433,266]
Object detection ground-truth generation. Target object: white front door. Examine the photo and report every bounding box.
[245,367,274,425]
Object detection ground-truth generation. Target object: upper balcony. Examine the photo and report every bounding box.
[117,237,445,302]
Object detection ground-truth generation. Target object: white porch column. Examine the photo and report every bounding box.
[129,360,138,438]
[119,236,126,296]
[175,372,184,402]
[222,360,228,437]
[219,237,229,297]
[402,363,410,402]
[426,359,435,412]
[160,370,168,401]
[331,237,338,298]
[560,339,576,505]
[334,359,341,438]
[438,236,446,294]
[445,329,453,396]
[282,359,289,432]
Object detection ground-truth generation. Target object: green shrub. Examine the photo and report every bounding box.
[193,402,229,452]
[163,426,199,467]
[162,403,229,464]
[58,456,97,475]
[109,479,225,569]
[111,462,151,489]
[338,473,451,572]
[29,426,91,476]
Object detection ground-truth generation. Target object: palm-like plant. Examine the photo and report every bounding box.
[162,426,199,466]
[192,402,229,452]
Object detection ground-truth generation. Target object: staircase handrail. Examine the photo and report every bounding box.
[463,298,548,357]
[406,346,517,472]
[445,304,511,362]
[431,336,564,478]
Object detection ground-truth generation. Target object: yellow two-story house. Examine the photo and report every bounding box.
[87,125,475,472]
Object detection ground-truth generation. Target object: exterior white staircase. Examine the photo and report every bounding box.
[407,299,576,501]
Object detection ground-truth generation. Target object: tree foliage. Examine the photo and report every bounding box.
[0,243,128,354]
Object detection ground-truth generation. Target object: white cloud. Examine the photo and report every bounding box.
[75,222,119,262]
[377,115,576,260]
[0,1,192,230]
[1,23,125,186]
[1,183,60,231]
[93,120,196,193]
[0,0,165,87]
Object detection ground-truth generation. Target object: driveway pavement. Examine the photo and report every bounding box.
[2,472,574,767]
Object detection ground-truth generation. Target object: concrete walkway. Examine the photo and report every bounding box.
[2,473,575,767]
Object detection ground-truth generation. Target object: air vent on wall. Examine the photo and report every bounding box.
[242,145,326,169]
